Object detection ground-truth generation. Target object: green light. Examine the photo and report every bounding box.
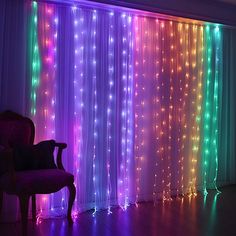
[212,25,222,193]
[202,24,212,194]
[29,1,40,116]
[205,113,210,119]
[196,116,200,122]
[215,26,219,33]
[33,1,37,8]
[202,24,222,194]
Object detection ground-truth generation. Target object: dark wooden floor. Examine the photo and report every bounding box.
[0,185,236,236]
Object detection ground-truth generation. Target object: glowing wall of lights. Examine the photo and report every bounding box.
[29,1,223,215]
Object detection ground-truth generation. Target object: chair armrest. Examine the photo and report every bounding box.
[55,142,67,170]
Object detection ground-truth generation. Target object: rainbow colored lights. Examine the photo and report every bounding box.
[30,2,59,216]
[29,1,222,216]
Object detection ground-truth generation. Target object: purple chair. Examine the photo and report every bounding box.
[0,111,76,235]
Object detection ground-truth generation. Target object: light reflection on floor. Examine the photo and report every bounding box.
[0,185,236,236]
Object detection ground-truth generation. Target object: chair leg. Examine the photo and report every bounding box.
[19,194,30,236]
[67,183,76,224]
[31,194,36,222]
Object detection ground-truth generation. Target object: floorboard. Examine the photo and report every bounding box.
[0,185,236,236]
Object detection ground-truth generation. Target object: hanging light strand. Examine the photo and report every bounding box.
[134,16,140,205]
[188,24,198,197]
[212,25,221,193]
[106,11,114,214]
[153,18,160,204]
[92,9,98,215]
[30,1,41,117]
[166,20,174,201]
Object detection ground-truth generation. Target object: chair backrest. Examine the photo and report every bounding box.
[0,111,35,148]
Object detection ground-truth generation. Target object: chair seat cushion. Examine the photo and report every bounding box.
[0,169,74,195]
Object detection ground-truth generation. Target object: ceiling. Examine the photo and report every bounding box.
[75,0,236,26]
[218,0,236,5]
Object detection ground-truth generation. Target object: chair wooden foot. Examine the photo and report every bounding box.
[19,194,30,236]
[31,194,36,222]
[67,183,76,224]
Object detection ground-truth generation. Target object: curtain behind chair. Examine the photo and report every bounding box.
[0,0,28,222]
[0,0,28,114]
[0,0,236,221]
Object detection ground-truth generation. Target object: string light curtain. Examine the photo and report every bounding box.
[27,1,224,217]
[133,17,206,202]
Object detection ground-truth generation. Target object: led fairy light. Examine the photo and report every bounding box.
[92,9,98,215]
[134,15,141,205]
[194,25,204,195]
[196,25,204,195]
[30,1,41,117]
[176,22,185,197]
[136,16,148,204]
[31,2,58,216]
[34,3,58,216]
[175,22,188,197]
[166,20,174,201]
[39,4,57,140]
[172,21,184,198]
[51,11,57,137]
[47,4,58,212]
[51,8,58,211]
[212,25,221,192]
[175,22,181,197]
[119,13,132,209]
[134,16,148,205]
[76,9,87,211]
[125,13,133,209]
[118,12,126,208]
[122,13,128,209]
[202,25,212,195]
[188,24,198,196]
[160,20,173,201]
[36,2,47,215]
[152,18,161,204]
[180,23,191,196]
[73,6,85,212]
[159,20,166,200]
[29,1,41,218]
[73,6,79,211]
[106,10,115,214]
[189,24,204,196]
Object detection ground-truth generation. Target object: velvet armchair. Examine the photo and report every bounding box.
[0,111,76,235]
